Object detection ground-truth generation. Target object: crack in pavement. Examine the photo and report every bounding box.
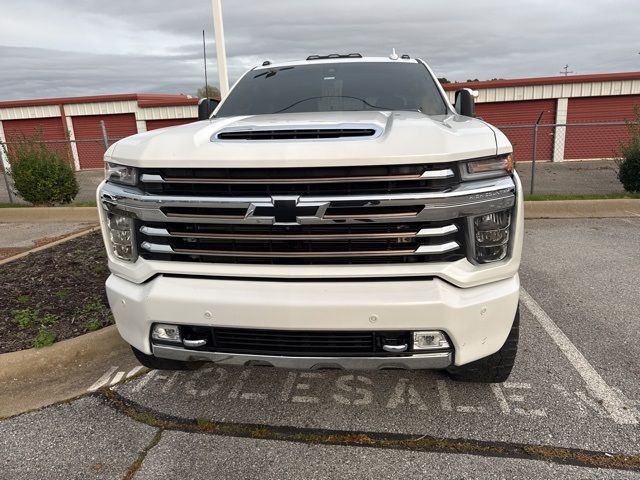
[122,428,164,480]
[98,387,640,473]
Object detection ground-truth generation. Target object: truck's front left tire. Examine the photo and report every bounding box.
[446,308,520,383]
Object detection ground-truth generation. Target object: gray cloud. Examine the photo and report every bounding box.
[0,0,638,100]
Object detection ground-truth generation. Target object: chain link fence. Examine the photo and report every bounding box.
[1,121,125,203]
[495,121,629,195]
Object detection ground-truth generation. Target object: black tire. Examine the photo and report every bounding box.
[131,346,202,371]
[446,308,520,383]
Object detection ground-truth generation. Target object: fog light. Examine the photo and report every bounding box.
[152,324,181,343]
[412,331,450,350]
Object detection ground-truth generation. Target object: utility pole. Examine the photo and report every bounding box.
[211,0,230,98]
[559,64,574,76]
[202,30,209,97]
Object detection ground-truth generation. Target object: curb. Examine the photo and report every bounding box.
[0,225,101,266]
[524,199,640,219]
[0,206,98,223]
[0,325,125,384]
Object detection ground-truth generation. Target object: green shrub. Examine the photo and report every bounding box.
[8,135,78,205]
[618,107,640,193]
[618,139,640,193]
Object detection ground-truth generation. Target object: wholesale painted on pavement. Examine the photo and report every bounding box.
[1,217,639,479]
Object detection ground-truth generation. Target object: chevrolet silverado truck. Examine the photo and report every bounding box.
[98,53,523,382]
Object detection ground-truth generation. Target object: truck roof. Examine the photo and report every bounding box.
[254,56,419,70]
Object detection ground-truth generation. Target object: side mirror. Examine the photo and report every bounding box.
[454,89,475,117]
[198,98,220,120]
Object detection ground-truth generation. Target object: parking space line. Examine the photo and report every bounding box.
[109,371,125,386]
[126,366,144,378]
[520,288,637,425]
[87,366,118,392]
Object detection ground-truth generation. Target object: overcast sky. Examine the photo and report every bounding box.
[0,0,638,100]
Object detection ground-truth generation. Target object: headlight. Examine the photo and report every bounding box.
[463,154,513,179]
[105,211,136,261]
[470,209,511,263]
[105,162,138,186]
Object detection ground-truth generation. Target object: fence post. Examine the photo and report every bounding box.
[100,121,109,150]
[530,111,545,195]
[0,143,14,204]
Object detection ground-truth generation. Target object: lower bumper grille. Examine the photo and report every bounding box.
[175,327,417,357]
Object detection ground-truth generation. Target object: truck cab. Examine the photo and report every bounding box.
[98,53,523,382]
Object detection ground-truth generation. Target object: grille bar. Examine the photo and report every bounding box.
[136,162,460,196]
[140,240,459,258]
[140,168,454,185]
[139,224,458,240]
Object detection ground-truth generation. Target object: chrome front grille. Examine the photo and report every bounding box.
[100,165,516,267]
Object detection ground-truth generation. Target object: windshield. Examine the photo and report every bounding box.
[216,62,448,117]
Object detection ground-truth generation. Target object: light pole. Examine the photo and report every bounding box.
[211,0,230,98]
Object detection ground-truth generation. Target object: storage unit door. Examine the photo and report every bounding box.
[72,114,137,169]
[2,117,73,165]
[476,99,556,161]
[146,118,196,131]
[565,95,640,160]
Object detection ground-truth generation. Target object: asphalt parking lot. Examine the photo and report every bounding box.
[1,217,639,479]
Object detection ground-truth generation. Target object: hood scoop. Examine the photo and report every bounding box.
[214,126,379,141]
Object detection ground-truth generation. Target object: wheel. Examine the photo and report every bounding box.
[131,346,203,371]
[446,308,520,383]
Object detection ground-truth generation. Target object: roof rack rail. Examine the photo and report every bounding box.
[306,53,363,61]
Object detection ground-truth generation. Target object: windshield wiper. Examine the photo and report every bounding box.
[253,66,295,79]
[273,95,423,114]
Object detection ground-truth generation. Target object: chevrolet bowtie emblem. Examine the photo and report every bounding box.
[249,198,327,224]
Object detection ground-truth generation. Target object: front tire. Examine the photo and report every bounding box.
[447,308,520,383]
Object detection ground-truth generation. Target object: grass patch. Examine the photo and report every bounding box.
[32,328,56,348]
[84,319,102,332]
[525,193,640,201]
[13,307,59,330]
[16,295,31,304]
[13,308,38,329]
[81,298,108,316]
[54,289,68,299]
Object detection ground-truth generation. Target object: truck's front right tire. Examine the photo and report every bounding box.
[446,308,520,383]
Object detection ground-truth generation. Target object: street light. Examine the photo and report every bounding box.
[211,0,230,98]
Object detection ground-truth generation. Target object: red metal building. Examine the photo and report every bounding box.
[0,93,198,170]
[443,72,640,161]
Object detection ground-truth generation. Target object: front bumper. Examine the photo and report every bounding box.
[106,273,520,368]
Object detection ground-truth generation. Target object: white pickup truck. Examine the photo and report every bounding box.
[98,53,523,382]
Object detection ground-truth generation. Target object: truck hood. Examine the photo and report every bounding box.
[108,111,499,168]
